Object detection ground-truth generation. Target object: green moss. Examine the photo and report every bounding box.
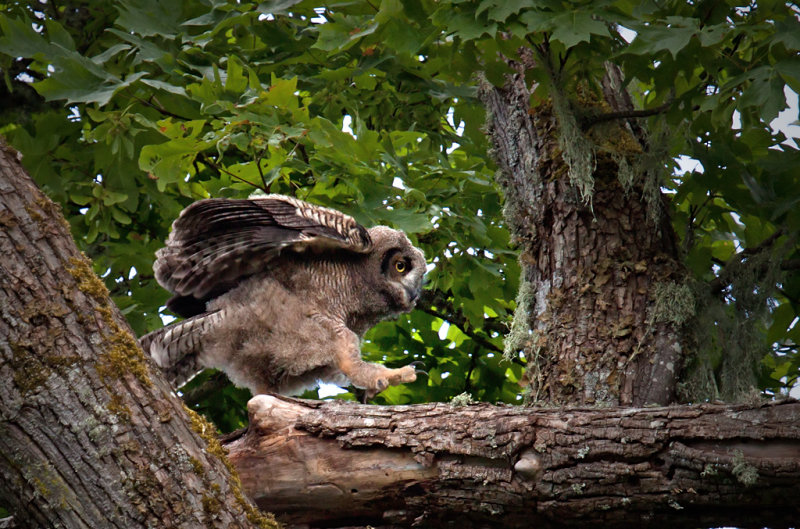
[24,202,44,223]
[184,406,279,529]
[27,195,70,232]
[202,493,222,516]
[106,393,131,422]
[25,461,70,509]
[189,457,205,476]
[95,331,151,388]
[66,255,110,304]
[66,253,154,419]
[21,300,70,323]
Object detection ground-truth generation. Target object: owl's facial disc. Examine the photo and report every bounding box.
[391,250,425,311]
[369,226,426,313]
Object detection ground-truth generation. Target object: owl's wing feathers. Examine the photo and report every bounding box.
[139,309,225,387]
[154,195,372,309]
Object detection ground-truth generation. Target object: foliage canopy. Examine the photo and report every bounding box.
[1,0,799,430]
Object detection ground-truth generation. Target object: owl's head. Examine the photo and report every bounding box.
[367,226,426,314]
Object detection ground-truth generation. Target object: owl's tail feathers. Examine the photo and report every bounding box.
[138,310,224,388]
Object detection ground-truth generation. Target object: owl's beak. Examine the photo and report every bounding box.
[404,285,421,305]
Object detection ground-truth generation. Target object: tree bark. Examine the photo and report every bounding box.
[229,395,800,528]
[0,139,276,529]
[480,57,685,407]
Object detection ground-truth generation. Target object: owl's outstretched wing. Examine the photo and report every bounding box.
[154,195,372,316]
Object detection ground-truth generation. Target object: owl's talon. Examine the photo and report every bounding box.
[361,389,374,403]
[408,360,427,375]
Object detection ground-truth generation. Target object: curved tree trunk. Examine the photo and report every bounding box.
[229,395,800,528]
[0,140,276,529]
[480,58,684,407]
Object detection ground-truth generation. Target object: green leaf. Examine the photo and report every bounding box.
[432,8,496,41]
[255,0,305,16]
[479,0,530,22]
[263,75,299,109]
[115,0,183,37]
[0,16,51,58]
[312,15,377,51]
[550,11,610,48]
[625,17,698,58]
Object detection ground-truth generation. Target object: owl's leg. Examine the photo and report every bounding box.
[332,331,417,399]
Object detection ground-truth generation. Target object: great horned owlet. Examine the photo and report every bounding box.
[138,195,426,398]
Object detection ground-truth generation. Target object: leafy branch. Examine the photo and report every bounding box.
[418,288,524,366]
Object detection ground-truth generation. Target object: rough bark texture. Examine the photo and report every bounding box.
[480,59,684,407]
[229,395,800,528]
[0,139,276,529]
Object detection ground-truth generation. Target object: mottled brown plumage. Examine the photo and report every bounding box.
[139,195,426,398]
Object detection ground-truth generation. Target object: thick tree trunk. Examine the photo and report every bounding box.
[0,140,276,529]
[480,59,684,407]
[229,395,800,528]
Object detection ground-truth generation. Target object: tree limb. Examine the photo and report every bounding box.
[227,395,800,529]
[580,100,673,130]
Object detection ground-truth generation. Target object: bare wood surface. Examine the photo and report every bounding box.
[0,139,275,528]
[229,395,800,528]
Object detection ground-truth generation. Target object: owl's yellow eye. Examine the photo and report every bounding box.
[395,261,407,273]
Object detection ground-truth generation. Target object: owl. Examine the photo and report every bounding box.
[138,194,426,399]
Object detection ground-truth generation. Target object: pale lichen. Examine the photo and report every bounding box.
[732,450,759,486]
[450,392,475,407]
[649,281,695,326]
[551,90,595,204]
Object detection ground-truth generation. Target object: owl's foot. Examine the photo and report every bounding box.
[361,362,424,402]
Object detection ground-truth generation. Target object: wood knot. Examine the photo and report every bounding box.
[514,448,542,481]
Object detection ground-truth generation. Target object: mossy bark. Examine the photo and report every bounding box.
[0,139,276,529]
[481,64,685,407]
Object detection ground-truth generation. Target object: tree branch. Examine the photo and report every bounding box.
[581,99,673,130]
[227,395,800,528]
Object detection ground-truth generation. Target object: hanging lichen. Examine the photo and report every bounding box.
[679,249,782,402]
[649,281,696,327]
[551,90,596,203]
[631,125,671,226]
[503,277,548,404]
[504,277,535,362]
